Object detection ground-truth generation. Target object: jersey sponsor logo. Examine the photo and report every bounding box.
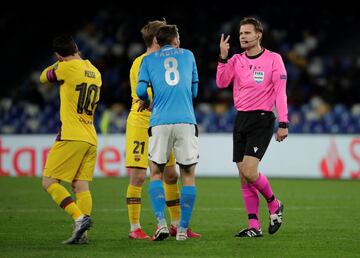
[253,71,264,83]
[79,117,93,125]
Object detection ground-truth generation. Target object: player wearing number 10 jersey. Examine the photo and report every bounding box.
[39,34,101,244]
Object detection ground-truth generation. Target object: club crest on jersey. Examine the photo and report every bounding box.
[253,71,264,83]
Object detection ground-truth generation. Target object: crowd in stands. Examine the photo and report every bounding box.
[1,5,359,134]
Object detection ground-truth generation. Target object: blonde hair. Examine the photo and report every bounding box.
[141,19,167,47]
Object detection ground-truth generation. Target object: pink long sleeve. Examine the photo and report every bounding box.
[272,53,289,123]
[216,58,234,88]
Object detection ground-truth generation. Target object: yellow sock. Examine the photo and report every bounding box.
[47,183,83,221]
[76,191,92,216]
[164,182,180,224]
[126,185,142,227]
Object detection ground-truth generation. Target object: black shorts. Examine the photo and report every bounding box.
[233,110,275,162]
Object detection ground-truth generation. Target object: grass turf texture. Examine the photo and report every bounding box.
[0,177,359,257]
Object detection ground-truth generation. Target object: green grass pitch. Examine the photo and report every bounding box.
[0,177,359,257]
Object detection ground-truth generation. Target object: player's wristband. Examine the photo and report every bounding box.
[218,55,228,63]
[278,122,289,128]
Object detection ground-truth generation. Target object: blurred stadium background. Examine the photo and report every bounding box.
[0,4,360,257]
[1,4,359,179]
[2,4,360,135]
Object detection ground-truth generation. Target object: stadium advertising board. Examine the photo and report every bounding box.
[0,135,359,179]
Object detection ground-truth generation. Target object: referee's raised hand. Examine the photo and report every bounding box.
[219,33,230,59]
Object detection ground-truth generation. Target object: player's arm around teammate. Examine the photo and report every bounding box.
[125,20,200,240]
[136,24,200,241]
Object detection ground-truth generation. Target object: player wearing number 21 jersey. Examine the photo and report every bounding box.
[40,34,101,244]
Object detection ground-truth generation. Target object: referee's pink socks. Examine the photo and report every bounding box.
[252,173,279,214]
[241,183,260,230]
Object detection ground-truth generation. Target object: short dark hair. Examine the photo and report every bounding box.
[53,34,78,57]
[240,17,263,33]
[141,20,167,47]
[156,25,178,47]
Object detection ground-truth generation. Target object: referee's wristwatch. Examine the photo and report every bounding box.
[218,55,228,63]
[278,122,289,128]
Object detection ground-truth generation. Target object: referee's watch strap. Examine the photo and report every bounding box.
[218,55,228,63]
[278,122,289,128]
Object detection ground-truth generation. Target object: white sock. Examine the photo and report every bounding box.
[157,219,167,228]
[178,227,187,234]
[75,215,85,222]
[130,224,141,231]
[171,220,180,227]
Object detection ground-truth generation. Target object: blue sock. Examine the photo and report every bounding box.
[180,186,196,229]
[149,180,166,226]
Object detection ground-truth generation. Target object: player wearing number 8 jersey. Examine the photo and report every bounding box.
[137,25,199,241]
[39,34,101,244]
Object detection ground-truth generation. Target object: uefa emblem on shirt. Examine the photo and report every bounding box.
[253,71,264,83]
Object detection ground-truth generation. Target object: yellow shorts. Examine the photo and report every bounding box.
[125,122,175,169]
[43,140,97,183]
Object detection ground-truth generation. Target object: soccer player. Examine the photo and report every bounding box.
[216,17,288,238]
[126,20,200,239]
[136,24,199,241]
[40,34,101,244]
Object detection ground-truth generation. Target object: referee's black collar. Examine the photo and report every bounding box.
[245,48,265,59]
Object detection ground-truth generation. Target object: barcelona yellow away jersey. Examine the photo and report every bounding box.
[40,59,102,145]
[127,53,153,128]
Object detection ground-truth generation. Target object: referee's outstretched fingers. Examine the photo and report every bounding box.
[219,33,230,59]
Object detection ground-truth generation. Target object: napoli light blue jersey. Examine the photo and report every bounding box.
[136,45,199,127]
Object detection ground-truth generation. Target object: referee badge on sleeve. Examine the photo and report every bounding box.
[253,71,264,83]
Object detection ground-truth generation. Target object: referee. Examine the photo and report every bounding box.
[216,17,288,238]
